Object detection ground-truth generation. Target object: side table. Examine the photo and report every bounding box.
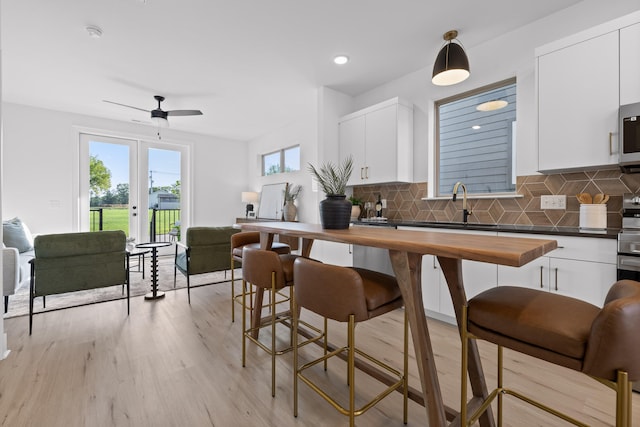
[135,242,172,300]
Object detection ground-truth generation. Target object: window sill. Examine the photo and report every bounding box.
[421,193,523,201]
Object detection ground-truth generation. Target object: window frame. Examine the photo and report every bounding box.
[261,144,300,176]
[433,77,517,198]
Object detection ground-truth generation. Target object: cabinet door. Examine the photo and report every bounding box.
[339,115,366,186]
[538,31,619,171]
[621,22,640,105]
[309,241,353,266]
[549,258,616,307]
[421,255,442,314]
[364,104,398,184]
[497,258,549,290]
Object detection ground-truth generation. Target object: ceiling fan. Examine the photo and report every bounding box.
[104,95,203,127]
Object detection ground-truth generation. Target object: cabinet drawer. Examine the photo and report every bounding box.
[497,232,616,264]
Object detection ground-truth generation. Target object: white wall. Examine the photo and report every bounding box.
[2,102,246,235]
[246,92,318,223]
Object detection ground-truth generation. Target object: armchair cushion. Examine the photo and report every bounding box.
[176,227,240,275]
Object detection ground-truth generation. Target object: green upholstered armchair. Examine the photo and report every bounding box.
[29,230,130,334]
[174,226,240,303]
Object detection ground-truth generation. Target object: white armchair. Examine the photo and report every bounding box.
[3,246,20,313]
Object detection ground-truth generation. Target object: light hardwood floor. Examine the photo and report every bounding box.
[1,283,638,427]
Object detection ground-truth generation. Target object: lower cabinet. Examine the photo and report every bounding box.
[309,240,353,266]
[497,233,617,307]
[399,227,499,324]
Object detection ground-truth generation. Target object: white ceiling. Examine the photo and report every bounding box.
[1,0,582,141]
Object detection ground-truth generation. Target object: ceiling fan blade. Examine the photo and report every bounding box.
[166,110,203,116]
[103,100,150,113]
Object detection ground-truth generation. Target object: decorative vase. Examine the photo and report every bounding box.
[319,195,352,229]
[284,200,297,221]
[350,205,361,221]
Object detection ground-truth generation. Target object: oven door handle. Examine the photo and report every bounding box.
[619,256,640,268]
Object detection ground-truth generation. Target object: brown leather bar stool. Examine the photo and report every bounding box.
[230,231,290,322]
[460,280,640,427]
[292,257,408,427]
[241,248,323,397]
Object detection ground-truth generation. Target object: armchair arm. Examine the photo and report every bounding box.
[3,247,20,296]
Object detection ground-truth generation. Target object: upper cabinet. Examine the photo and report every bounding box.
[536,11,640,173]
[537,31,619,172]
[620,22,640,106]
[339,97,413,186]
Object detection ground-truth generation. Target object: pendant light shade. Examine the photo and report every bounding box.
[432,30,470,86]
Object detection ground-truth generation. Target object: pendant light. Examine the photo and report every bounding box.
[432,30,470,86]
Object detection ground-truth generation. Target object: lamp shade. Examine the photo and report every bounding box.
[432,32,470,86]
[241,192,259,203]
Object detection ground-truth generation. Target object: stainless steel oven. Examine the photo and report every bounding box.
[617,194,640,280]
[619,102,640,172]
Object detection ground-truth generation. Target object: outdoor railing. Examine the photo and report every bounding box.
[149,208,181,242]
[90,208,104,231]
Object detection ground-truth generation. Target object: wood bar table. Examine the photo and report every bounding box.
[239,222,557,427]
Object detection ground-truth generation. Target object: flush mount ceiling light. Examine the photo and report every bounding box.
[333,55,349,65]
[476,100,508,112]
[432,30,470,86]
[85,25,103,38]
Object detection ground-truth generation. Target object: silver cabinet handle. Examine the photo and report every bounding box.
[433,257,437,269]
[554,267,559,291]
[365,166,369,179]
[360,167,364,180]
[609,132,614,155]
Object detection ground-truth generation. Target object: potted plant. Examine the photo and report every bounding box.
[348,195,363,221]
[283,184,302,221]
[307,156,354,229]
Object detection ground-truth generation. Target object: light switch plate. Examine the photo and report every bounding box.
[541,195,566,209]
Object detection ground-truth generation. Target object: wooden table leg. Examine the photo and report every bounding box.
[389,250,448,427]
[438,256,496,427]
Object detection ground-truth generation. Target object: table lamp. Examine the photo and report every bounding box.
[242,191,259,218]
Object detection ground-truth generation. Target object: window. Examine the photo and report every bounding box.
[262,145,300,176]
[435,78,516,196]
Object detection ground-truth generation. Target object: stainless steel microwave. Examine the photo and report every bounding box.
[619,102,640,172]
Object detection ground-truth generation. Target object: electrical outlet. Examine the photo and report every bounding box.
[381,199,387,209]
[541,195,566,210]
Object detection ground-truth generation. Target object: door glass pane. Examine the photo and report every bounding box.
[89,141,130,235]
[148,148,181,242]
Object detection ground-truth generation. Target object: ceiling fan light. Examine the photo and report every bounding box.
[151,116,169,127]
[476,100,508,112]
[432,31,470,86]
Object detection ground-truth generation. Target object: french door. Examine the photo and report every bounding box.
[79,133,189,244]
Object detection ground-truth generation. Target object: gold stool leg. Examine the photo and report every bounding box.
[231,255,235,322]
[324,317,328,371]
[348,314,356,427]
[497,345,503,427]
[293,286,299,418]
[461,305,469,427]
[242,279,247,367]
[271,272,277,397]
[616,370,631,427]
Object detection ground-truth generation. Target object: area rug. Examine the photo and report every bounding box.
[3,254,242,319]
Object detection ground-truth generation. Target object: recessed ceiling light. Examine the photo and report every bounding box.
[86,25,103,38]
[334,55,349,65]
[472,125,481,130]
[476,100,508,112]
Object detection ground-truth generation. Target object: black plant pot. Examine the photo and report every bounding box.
[319,195,352,229]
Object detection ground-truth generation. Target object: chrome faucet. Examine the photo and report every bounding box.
[452,181,472,224]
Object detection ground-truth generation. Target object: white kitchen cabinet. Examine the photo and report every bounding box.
[621,22,640,105]
[399,226,498,324]
[309,240,352,266]
[339,97,413,186]
[537,30,620,172]
[497,233,616,307]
